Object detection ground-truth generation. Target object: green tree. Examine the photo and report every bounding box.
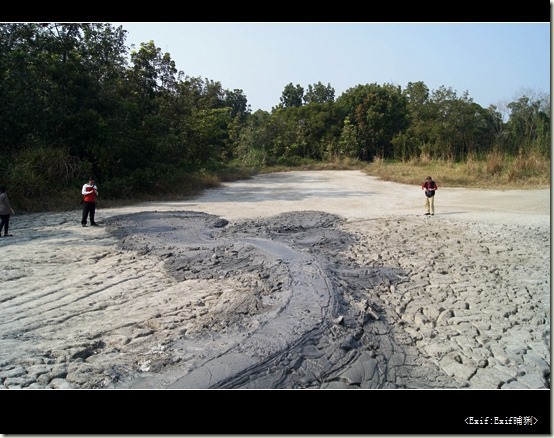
[127,40,178,106]
[396,81,433,160]
[280,83,304,108]
[0,23,128,169]
[336,83,408,161]
[428,87,495,160]
[506,93,551,156]
[187,107,233,166]
[304,82,335,105]
[225,89,250,120]
[235,110,273,166]
[337,116,360,159]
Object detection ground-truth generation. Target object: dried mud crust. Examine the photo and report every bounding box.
[100,209,551,389]
[0,207,548,390]
[104,210,422,388]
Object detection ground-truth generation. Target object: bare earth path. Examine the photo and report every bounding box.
[0,170,550,391]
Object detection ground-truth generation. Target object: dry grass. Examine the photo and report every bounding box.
[364,153,551,190]
[259,157,366,174]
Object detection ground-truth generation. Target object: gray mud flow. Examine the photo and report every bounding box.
[105,210,441,389]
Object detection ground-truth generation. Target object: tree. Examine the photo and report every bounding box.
[304,82,335,105]
[235,110,276,166]
[337,116,360,159]
[506,93,551,156]
[280,83,304,108]
[429,87,495,160]
[128,40,178,101]
[225,88,250,120]
[0,23,129,158]
[394,81,434,160]
[336,83,408,161]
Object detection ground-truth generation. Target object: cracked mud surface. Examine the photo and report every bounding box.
[0,171,549,390]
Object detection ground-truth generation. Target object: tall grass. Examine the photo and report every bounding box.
[364,152,550,189]
[5,147,85,212]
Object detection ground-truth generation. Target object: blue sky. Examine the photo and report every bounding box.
[111,22,550,113]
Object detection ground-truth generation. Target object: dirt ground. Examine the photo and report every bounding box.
[0,170,550,391]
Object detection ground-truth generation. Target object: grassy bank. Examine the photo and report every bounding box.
[363,153,551,190]
[256,153,551,190]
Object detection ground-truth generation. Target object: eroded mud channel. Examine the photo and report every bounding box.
[102,210,467,389]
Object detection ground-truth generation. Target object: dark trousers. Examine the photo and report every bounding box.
[81,202,96,225]
[0,214,10,235]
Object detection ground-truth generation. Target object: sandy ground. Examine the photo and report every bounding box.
[0,170,550,390]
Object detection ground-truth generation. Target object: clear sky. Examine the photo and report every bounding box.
[111,22,550,113]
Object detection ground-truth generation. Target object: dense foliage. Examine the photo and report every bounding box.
[0,23,550,211]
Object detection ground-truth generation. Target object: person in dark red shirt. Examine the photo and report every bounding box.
[81,177,99,227]
[421,176,438,215]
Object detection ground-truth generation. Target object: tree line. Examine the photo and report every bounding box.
[0,23,550,210]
